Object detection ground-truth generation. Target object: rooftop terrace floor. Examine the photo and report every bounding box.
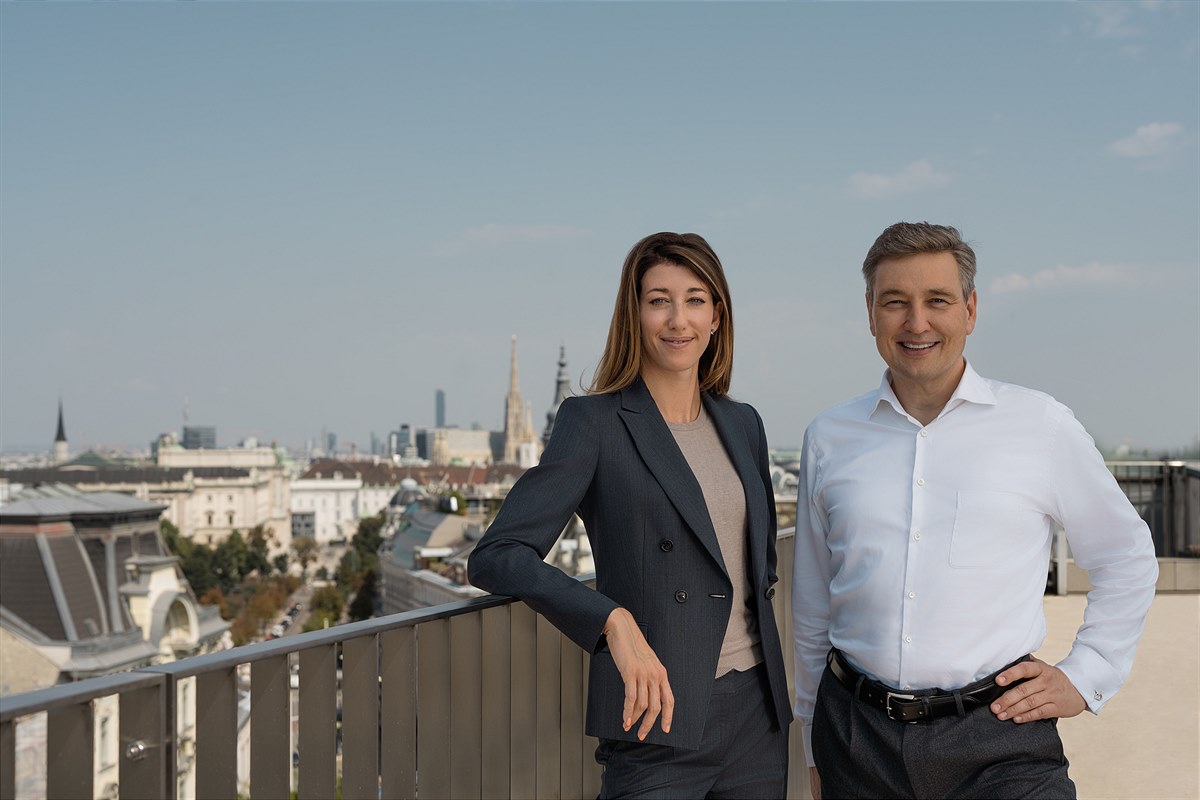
[1044,592,1198,800]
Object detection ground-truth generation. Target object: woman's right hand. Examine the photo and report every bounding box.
[602,607,675,740]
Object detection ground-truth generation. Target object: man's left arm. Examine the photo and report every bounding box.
[992,408,1158,723]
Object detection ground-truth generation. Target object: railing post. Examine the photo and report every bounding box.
[299,644,338,800]
[48,703,93,800]
[195,667,238,800]
[1,718,16,800]
[342,636,380,800]
[250,655,291,800]
[120,679,169,800]
[417,618,452,799]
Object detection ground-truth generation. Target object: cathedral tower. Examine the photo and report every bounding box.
[502,336,541,466]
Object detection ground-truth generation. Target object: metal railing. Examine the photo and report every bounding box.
[1107,461,1200,559]
[2,533,807,800]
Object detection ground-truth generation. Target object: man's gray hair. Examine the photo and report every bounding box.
[862,222,977,300]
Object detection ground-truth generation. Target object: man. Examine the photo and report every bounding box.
[792,222,1158,799]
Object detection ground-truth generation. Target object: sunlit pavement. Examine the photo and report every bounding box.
[1041,592,1199,800]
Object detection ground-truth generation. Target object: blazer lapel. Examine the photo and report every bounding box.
[703,394,769,585]
[617,380,728,577]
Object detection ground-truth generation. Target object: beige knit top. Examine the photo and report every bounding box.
[667,405,763,677]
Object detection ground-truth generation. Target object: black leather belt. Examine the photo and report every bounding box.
[827,649,1030,724]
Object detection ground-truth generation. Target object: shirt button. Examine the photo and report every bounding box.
[907,592,916,599]
[916,478,926,486]
[913,532,922,541]
[659,540,673,552]
[904,635,912,643]
[919,429,929,438]
[675,590,688,603]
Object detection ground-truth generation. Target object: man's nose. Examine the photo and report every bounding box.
[905,306,930,332]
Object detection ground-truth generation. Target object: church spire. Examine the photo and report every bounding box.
[503,335,527,464]
[502,335,542,466]
[508,334,521,395]
[55,398,67,443]
[53,398,69,463]
[543,346,571,446]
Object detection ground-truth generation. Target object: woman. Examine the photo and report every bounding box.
[467,232,791,798]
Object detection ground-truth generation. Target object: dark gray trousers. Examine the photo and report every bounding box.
[595,663,788,799]
[812,664,1076,799]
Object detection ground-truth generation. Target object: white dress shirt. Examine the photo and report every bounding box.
[791,362,1158,764]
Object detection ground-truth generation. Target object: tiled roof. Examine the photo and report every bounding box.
[0,465,251,485]
[301,459,524,486]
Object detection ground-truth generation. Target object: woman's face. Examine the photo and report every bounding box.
[638,261,721,384]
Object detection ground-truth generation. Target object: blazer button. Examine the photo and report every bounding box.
[764,587,776,600]
[660,540,673,552]
[674,590,688,603]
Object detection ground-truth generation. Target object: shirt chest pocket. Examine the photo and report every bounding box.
[950,489,1049,569]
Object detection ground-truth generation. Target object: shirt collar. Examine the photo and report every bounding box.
[870,360,996,422]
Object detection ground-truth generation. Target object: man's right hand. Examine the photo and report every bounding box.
[603,607,674,740]
[809,767,821,800]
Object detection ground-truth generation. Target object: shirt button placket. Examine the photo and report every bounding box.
[902,425,929,680]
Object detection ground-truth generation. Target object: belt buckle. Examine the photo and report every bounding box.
[885,691,916,722]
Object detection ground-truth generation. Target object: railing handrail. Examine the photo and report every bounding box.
[0,570,603,722]
[1,532,805,721]
[0,668,164,721]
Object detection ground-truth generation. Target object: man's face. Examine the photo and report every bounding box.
[867,251,977,400]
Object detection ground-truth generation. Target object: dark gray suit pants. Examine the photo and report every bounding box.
[812,664,1076,799]
[595,663,787,799]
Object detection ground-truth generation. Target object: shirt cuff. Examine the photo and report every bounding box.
[1055,644,1122,714]
[802,720,815,766]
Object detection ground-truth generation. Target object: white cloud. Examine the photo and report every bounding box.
[1085,4,1140,39]
[848,159,951,200]
[989,263,1136,294]
[1108,122,1184,158]
[434,223,590,257]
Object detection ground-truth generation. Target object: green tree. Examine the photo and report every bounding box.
[272,553,289,575]
[213,530,250,592]
[161,519,188,557]
[246,525,273,576]
[180,543,217,597]
[292,536,320,578]
[347,568,379,621]
[336,550,359,592]
[304,585,345,631]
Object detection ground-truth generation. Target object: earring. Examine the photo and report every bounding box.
[709,328,716,335]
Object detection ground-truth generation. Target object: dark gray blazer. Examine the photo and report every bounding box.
[467,378,792,751]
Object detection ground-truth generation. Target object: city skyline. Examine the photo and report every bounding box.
[2,2,1198,453]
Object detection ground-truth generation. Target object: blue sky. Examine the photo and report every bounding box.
[1,1,1197,454]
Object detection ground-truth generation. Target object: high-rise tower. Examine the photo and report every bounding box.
[53,399,69,464]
